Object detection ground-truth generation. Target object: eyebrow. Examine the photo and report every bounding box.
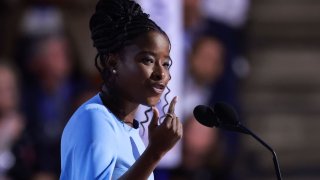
[138,50,171,60]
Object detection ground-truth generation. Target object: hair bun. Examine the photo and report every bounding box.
[90,0,162,54]
[90,0,150,52]
[90,0,146,33]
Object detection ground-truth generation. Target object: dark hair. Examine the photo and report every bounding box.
[90,0,171,132]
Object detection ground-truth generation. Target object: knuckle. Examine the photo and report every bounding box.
[171,127,176,133]
[176,132,181,138]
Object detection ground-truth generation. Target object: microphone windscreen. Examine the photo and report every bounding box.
[193,105,219,127]
[214,102,239,125]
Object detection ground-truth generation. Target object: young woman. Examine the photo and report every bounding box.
[60,0,182,179]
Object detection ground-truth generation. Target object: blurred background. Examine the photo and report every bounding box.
[0,0,320,179]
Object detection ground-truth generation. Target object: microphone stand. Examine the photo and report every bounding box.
[238,124,282,180]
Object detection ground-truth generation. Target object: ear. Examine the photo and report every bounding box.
[106,53,119,70]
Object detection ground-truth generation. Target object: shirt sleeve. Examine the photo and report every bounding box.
[67,107,118,180]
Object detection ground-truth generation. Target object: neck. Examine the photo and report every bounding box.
[100,86,139,124]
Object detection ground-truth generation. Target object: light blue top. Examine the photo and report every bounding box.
[60,94,154,180]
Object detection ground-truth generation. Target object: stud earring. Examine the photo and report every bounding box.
[112,69,117,74]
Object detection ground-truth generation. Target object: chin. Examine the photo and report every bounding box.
[144,96,161,107]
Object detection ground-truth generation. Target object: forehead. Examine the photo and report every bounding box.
[121,31,170,56]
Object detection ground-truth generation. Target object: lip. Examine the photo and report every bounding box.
[150,83,166,94]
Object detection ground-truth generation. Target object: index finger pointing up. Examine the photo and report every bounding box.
[168,96,178,114]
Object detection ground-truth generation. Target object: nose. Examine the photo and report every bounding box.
[151,64,166,81]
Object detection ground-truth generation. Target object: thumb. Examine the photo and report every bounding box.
[149,107,159,130]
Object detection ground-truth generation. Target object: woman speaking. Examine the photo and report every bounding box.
[60,0,182,179]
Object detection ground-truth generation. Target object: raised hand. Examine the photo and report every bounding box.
[147,96,183,157]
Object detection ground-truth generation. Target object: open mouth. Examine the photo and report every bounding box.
[151,83,165,94]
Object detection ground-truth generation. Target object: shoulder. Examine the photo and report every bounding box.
[61,94,121,179]
[74,93,114,125]
[63,94,119,143]
[79,93,109,118]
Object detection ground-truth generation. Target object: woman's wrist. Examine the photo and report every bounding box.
[145,145,166,162]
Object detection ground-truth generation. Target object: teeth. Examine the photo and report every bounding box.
[152,86,164,93]
[155,85,164,89]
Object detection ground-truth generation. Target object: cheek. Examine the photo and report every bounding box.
[118,64,151,89]
[133,65,153,83]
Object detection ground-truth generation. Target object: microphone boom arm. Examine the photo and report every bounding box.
[193,104,283,179]
[238,125,282,180]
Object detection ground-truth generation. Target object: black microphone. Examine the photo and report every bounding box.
[123,119,139,129]
[193,103,282,180]
[194,104,249,134]
[132,119,139,129]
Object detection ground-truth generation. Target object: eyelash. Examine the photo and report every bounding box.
[163,61,170,69]
[142,58,154,65]
[142,58,170,69]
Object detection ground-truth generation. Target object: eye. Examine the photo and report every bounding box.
[163,60,171,69]
[142,57,154,65]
